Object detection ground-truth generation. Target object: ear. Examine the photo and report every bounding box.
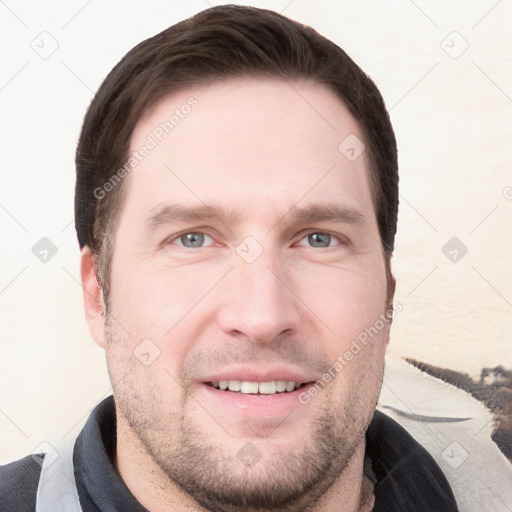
[384,271,396,353]
[387,272,396,311]
[81,246,107,348]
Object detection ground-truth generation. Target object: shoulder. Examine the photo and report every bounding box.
[0,453,44,512]
[367,410,459,511]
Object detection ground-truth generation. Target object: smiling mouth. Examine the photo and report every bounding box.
[207,380,309,394]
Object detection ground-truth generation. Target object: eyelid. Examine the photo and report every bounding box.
[294,230,347,247]
[162,228,347,248]
[164,229,216,247]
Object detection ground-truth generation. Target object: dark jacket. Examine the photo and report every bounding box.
[0,396,458,511]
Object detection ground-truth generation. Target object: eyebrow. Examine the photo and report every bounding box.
[145,203,239,232]
[144,203,368,233]
[286,204,368,228]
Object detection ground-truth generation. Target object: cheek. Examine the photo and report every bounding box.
[290,260,387,346]
[103,311,186,420]
[108,258,226,360]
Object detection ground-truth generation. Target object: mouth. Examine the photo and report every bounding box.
[196,368,319,417]
[207,380,309,394]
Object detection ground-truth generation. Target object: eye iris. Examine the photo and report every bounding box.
[181,233,205,247]
[309,233,331,247]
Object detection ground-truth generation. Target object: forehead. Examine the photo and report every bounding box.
[125,77,374,225]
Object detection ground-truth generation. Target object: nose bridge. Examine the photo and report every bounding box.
[218,247,299,343]
[246,252,285,307]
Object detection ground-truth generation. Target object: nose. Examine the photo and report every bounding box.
[217,251,302,345]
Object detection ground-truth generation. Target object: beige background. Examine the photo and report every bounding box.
[1,0,511,466]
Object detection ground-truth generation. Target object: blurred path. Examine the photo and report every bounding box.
[378,356,512,512]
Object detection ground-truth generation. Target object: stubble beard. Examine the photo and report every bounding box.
[105,318,384,512]
[116,388,373,512]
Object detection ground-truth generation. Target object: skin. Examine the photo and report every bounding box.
[81,77,393,512]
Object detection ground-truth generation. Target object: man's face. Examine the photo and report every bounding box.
[102,78,390,511]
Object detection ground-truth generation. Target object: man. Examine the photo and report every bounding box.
[0,5,458,511]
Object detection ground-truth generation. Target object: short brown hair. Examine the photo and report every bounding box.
[75,5,398,299]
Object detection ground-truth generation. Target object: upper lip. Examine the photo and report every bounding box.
[197,366,318,384]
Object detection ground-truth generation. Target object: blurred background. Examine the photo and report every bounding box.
[1,0,511,466]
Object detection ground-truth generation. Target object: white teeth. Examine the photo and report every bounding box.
[240,381,259,394]
[211,380,303,394]
[228,380,241,392]
[258,381,276,394]
[276,380,287,392]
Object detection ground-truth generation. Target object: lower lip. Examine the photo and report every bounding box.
[196,382,314,416]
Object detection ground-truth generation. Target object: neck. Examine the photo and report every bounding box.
[114,409,373,512]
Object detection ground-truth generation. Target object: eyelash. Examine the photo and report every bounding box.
[171,232,216,248]
[167,230,346,249]
[296,232,345,248]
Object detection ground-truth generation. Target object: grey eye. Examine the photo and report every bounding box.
[307,232,331,247]
[179,232,206,247]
